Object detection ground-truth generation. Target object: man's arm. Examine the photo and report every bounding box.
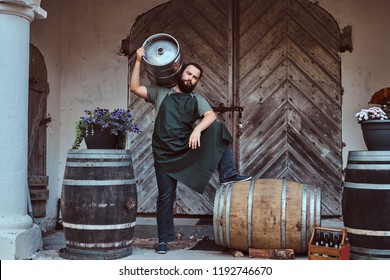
[129,48,148,100]
[188,110,217,149]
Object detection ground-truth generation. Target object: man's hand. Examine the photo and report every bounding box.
[136,48,145,62]
[188,127,202,149]
[188,110,217,149]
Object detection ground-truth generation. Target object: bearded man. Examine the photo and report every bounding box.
[130,47,251,254]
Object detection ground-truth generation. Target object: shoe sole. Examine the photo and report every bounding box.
[155,242,168,254]
[155,251,167,254]
[221,176,252,186]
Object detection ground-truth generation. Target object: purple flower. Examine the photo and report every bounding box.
[77,107,141,135]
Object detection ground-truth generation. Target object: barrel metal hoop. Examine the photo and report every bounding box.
[216,185,227,246]
[301,184,308,251]
[65,239,133,248]
[346,164,390,170]
[346,227,390,236]
[310,185,316,229]
[68,149,130,154]
[213,186,222,245]
[225,184,234,248]
[66,154,132,160]
[63,221,136,230]
[63,179,136,186]
[316,186,321,225]
[247,180,256,248]
[280,180,287,248]
[344,182,390,190]
[66,161,131,167]
[348,150,390,161]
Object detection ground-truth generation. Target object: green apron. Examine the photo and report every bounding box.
[152,92,232,193]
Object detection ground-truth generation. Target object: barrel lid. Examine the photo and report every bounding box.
[142,33,180,66]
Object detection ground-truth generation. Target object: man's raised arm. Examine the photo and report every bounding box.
[129,47,148,100]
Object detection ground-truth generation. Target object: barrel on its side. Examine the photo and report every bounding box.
[60,149,137,260]
[142,33,182,87]
[213,179,321,254]
[343,150,390,260]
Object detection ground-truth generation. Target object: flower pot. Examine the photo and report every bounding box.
[84,126,118,149]
[361,120,390,151]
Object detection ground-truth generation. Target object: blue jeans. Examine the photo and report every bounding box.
[155,145,237,243]
[217,145,238,181]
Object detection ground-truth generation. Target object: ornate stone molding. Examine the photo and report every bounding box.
[0,0,47,20]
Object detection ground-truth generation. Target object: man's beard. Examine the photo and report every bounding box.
[177,77,196,93]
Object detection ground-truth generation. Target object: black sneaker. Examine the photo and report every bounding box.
[220,174,252,185]
[155,242,167,254]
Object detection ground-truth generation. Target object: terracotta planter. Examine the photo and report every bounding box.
[84,126,118,149]
[361,120,390,151]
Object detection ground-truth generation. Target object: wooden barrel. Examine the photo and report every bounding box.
[59,149,137,260]
[343,150,390,260]
[213,179,321,253]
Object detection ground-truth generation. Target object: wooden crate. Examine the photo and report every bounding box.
[308,226,350,260]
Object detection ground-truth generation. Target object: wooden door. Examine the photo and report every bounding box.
[237,0,342,216]
[127,0,342,217]
[28,44,50,217]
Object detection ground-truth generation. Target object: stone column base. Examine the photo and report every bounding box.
[0,224,42,259]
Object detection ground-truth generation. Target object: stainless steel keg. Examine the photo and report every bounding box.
[142,33,182,87]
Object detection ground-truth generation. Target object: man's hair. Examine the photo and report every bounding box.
[181,62,203,79]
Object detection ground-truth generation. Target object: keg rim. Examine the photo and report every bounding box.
[141,33,180,66]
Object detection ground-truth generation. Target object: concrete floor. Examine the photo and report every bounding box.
[26,217,344,260]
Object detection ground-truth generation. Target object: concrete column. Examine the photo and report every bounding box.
[0,0,46,259]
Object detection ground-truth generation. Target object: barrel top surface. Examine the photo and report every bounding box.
[68,149,131,155]
[142,33,180,66]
